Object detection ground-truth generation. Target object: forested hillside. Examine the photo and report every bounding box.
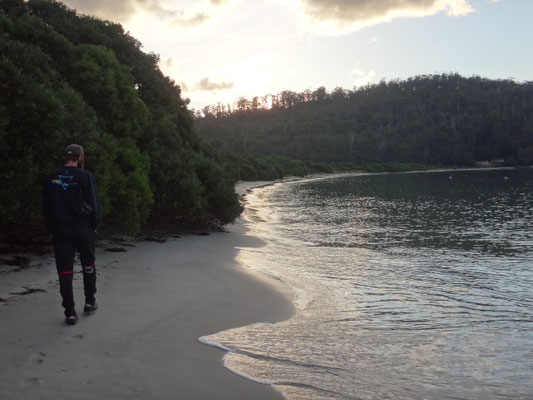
[0,0,242,235]
[194,75,533,166]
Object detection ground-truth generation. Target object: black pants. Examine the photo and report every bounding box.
[52,227,97,313]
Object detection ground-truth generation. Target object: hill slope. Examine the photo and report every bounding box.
[195,75,533,167]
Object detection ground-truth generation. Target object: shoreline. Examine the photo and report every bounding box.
[235,165,524,195]
[0,181,295,399]
[197,166,528,395]
[1,167,525,398]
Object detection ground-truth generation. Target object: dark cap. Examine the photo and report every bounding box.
[64,144,84,157]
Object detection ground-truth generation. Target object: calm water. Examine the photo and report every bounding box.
[201,168,533,399]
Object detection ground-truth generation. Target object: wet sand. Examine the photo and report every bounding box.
[0,183,295,400]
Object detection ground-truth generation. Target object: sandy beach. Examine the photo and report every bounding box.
[0,182,295,400]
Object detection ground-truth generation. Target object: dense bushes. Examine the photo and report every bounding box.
[0,0,241,235]
[218,153,433,182]
[355,163,433,173]
[220,153,334,181]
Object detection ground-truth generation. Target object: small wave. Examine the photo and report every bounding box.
[207,170,533,400]
[199,330,278,386]
[198,335,233,353]
[276,381,356,400]
[222,355,277,386]
[200,329,344,375]
[235,350,345,375]
[199,322,274,349]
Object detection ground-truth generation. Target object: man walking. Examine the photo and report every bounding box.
[42,144,101,325]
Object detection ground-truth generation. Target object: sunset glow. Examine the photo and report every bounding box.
[62,0,532,110]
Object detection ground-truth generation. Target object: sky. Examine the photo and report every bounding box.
[61,0,533,111]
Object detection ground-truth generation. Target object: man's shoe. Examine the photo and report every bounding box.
[83,302,98,315]
[65,312,79,326]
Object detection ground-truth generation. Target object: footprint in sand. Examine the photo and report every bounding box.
[25,377,43,385]
[30,352,45,365]
[67,334,83,342]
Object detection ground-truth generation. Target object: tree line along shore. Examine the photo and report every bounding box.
[1,0,532,242]
[194,75,533,167]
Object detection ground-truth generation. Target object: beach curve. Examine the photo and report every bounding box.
[0,181,295,400]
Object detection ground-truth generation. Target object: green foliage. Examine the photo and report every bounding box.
[0,1,242,236]
[195,75,533,167]
[220,153,334,182]
[0,32,101,226]
[356,163,433,173]
[102,138,153,233]
[195,157,243,225]
[69,44,149,139]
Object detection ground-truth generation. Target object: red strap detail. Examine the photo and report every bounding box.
[58,270,74,275]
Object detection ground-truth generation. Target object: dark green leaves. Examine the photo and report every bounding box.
[1,1,242,236]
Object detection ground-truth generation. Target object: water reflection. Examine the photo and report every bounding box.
[205,168,533,400]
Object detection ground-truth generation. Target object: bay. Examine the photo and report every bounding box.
[203,168,533,400]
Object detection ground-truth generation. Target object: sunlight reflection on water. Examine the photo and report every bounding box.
[206,168,533,400]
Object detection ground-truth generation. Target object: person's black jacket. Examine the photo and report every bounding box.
[42,166,101,232]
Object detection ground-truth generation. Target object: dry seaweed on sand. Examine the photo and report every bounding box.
[104,247,128,252]
[0,255,32,270]
[9,287,46,296]
[144,235,168,243]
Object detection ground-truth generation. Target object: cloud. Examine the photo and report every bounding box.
[62,0,209,27]
[208,0,243,6]
[62,0,139,21]
[143,0,179,19]
[351,66,376,87]
[162,57,174,68]
[195,78,235,92]
[178,81,190,91]
[171,12,210,27]
[294,0,474,34]
[350,67,364,76]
